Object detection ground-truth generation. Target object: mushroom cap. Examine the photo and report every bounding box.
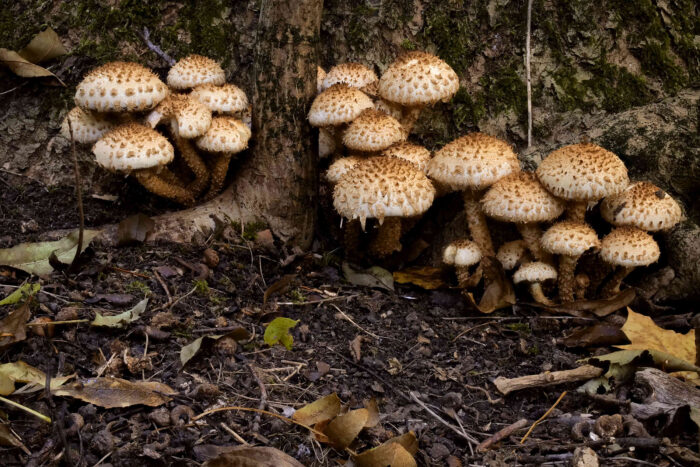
[513,262,558,284]
[190,83,249,114]
[147,93,212,139]
[378,51,459,106]
[319,127,337,158]
[540,221,600,256]
[600,227,660,267]
[195,117,251,153]
[317,66,326,94]
[167,54,226,90]
[322,62,378,94]
[481,172,565,223]
[308,84,374,127]
[600,181,682,232]
[443,239,482,267]
[342,109,407,152]
[536,143,629,202]
[92,123,173,172]
[427,133,520,191]
[333,156,436,226]
[325,156,364,184]
[60,107,117,144]
[496,240,528,271]
[75,62,169,112]
[374,98,403,121]
[382,142,431,172]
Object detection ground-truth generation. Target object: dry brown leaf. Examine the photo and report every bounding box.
[0,423,26,452]
[292,393,341,426]
[350,335,363,362]
[354,432,418,467]
[0,302,30,350]
[465,257,515,313]
[54,377,176,408]
[364,398,380,428]
[203,446,304,467]
[393,266,445,290]
[263,274,296,305]
[18,27,67,63]
[323,408,369,449]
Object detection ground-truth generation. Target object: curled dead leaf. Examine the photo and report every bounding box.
[292,393,341,426]
[323,408,369,449]
[54,377,176,408]
[354,432,419,467]
[203,446,304,467]
[0,302,30,350]
[393,266,445,290]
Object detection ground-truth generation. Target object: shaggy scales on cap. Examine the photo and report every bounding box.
[599,226,660,297]
[60,107,118,144]
[308,84,374,127]
[190,83,249,115]
[322,62,378,96]
[167,54,226,90]
[513,262,558,305]
[325,156,364,184]
[443,239,482,289]
[600,181,682,232]
[342,109,406,152]
[496,240,529,271]
[382,142,431,172]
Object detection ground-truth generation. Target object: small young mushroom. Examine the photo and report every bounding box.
[342,109,407,153]
[60,107,118,144]
[599,227,660,297]
[496,240,530,272]
[600,181,682,232]
[443,239,482,288]
[190,83,249,116]
[324,156,366,258]
[167,54,226,90]
[322,62,379,96]
[513,262,558,305]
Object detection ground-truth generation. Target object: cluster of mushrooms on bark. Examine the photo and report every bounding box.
[313,51,683,306]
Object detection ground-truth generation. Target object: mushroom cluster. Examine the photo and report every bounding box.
[60,55,251,205]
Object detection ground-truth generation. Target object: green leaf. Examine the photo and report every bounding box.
[264,317,299,350]
[91,298,148,328]
[0,283,40,306]
[0,230,100,277]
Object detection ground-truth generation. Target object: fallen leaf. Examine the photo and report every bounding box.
[0,49,64,83]
[203,446,304,467]
[117,213,155,246]
[354,432,418,467]
[0,283,40,306]
[0,302,31,350]
[54,377,176,408]
[263,274,296,305]
[0,374,14,396]
[350,335,363,362]
[465,257,514,313]
[263,317,298,350]
[292,393,341,426]
[588,349,700,373]
[91,298,148,328]
[539,289,636,318]
[323,408,369,449]
[393,266,445,290]
[0,360,73,394]
[0,424,26,451]
[17,27,67,63]
[563,324,627,348]
[0,230,100,277]
[180,328,251,366]
[343,262,394,291]
[364,398,380,428]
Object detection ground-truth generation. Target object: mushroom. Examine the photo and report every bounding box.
[481,172,565,263]
[381,142,431,172]
[536,143,629,222]
[427,133,521,255]
[442,239,482,288]
[333,157,435,257]
[167,54,226,90]
[600,181,682,232]
[319,128,337,159]
[540,221,600,302]
[496,240,530,272]
[325,156,364,184]
[513,262,558,305]
[599,227,660,297]
[322,62,379,96]
[317,66,326,94]
[92,123,193,205]
[342,109,407,154]
[378,51,459,133]
[60,107,118,144]
[190,83,249,117]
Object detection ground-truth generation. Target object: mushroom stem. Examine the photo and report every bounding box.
[399,106,422,134]
[133,168,195,206]
[557,254,579,302]
[574,273,590,300]
[202,152,233,201]
[529,283,555,306]
[567,201,587,223]
[463,190,494,255]
[601,266,634,298]
[456,264,481,289]
[368,217,402,257]
[400,216,421,235]
[174,136,209,198]
[343,219,362,261]
[517,223,553,263]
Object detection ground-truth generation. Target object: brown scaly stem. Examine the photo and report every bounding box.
[529,283,555,306]
[517,223,552,264]
[174,136,209,198]
[601,266,634,298]
[66,118,84,274]
[203,153,233,201]
[567,201,587,223]
[134,168,195,206]
[368,217,402,258]
[558,255,578,302]
[463,190,494,255]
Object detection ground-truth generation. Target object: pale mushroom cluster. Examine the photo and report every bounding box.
[60,55,251,205]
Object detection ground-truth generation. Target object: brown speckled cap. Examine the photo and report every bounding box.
[308,84,374,127]
[600,226,660,267]
[325,156,364,184]
[382,142,431,172]
[443,239,482,267]
[482,172,565,223]
[342,109,406,152]
[195,117,251,153]
[167,55,226,90]
[513,262,557,284]
[322,62,378,95]
[541,221,600,256]
[378,51,459,106]
[600,181,682,231]
[61,107,117,144]
[496,240,528,271]
[92,123,173,172]
[146,93,212,139]
[190,83,249,114]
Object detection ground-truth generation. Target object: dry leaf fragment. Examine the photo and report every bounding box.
[353,432,419,467]
[54,377,176,408]
[0,360,73,394]
[203,446,305,467]
[393,266,445,290]
[350,335,363,362]
[464,257,515,313]
[0,302,30,350]
[292,393,341,426]
[324,408,369,449]
[343,262,394,291]
[180,328,251,366]
[91,298,148,328]
[17,27,67,63]
[0,423,27,453]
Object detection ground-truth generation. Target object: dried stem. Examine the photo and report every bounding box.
[67,118,84,274]
[139,27,176,67]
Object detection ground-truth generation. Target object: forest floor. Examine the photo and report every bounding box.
[0,174,698,466]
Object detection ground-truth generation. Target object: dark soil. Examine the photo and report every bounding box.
[0,176,698,466]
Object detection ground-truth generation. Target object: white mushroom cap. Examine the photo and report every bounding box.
[322,62,378,94]
[195,117,251,153]
[600,181,682,232]
[146,93,212,139]
[308,84,374,127]
[342,109,406,152]
[190,83,249,114]
[60,107,117,144]
[92,123,173,172]
[427,133,521,191]
[443,239,482,267]
[382,142,431,172]
[481,172,565,223]
[378,51,459,106]
[75,62,169,112]
[513,262,558,284]
[497,240,528,271]
[325,156,364,184]
[167,54,226,90]
[333,156,435,227]
[541,221,600,256]
[600,227,660,267]
[536,143,629,202]
[319,127,337,158]
[317,66,326,94]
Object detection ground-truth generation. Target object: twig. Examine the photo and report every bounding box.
[152,268,172,305]
[67,118,84,274]
[107,266,150,279]
[27,319,89,326]
[331,304,383,339]
[452,321,495,342]
[275,293,359,306]
[247,364,268,433]
[219,422,249,445]
[493,365,603,395]
[138,27,175,66]
[477,418,528,451]
[409,391,479,448]
[525,0,533,148]
[0,395,51,423]
[520,391,566,443]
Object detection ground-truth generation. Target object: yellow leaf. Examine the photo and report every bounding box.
[618,308,696,366]
[18,27,67,63]
[323,408,369,449]
[393,266,445,290]
[292,393,341,426]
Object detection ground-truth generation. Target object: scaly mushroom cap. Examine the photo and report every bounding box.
[497,240,528,271]
[536,143,629,202]
[427,133,520,191]
[92,123,173,172]
[319,128,337,158]
[378,51,459,106]
[513,262,558,284]
[374,98,404,121]
[541,221,600,256]
[190,83,249,114]
[167,54,226,90]
[342,109,406,152]
[481,172,565,223]
[600,227,660,267]
[60,107,117,144]
[600,181,682,232]
[195,117,251,153]
[443,239,482,267]
[322,62,378,94]
[333,156,435,227]
[308,84,374,127]
[147,93,212,139]
[317,66,326,94]
[325,156,364,184]
[75,62,169,112]
[382,142,431,172]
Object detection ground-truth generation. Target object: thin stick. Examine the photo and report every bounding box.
[520,391,566,443]
[409,391,479,448]
[0,395,51,423]
[219,422,249,445]
[275,294,359,306]
[525,0,533,148]
[107,266,150,279]
[67,118,84,274]
[331,304,383,339]
[139,27,175,66]
[478,418,528,451]
[247,364,268,433]
[152,269,172,305]
[27,319,89,326]
[192,405,324,437]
